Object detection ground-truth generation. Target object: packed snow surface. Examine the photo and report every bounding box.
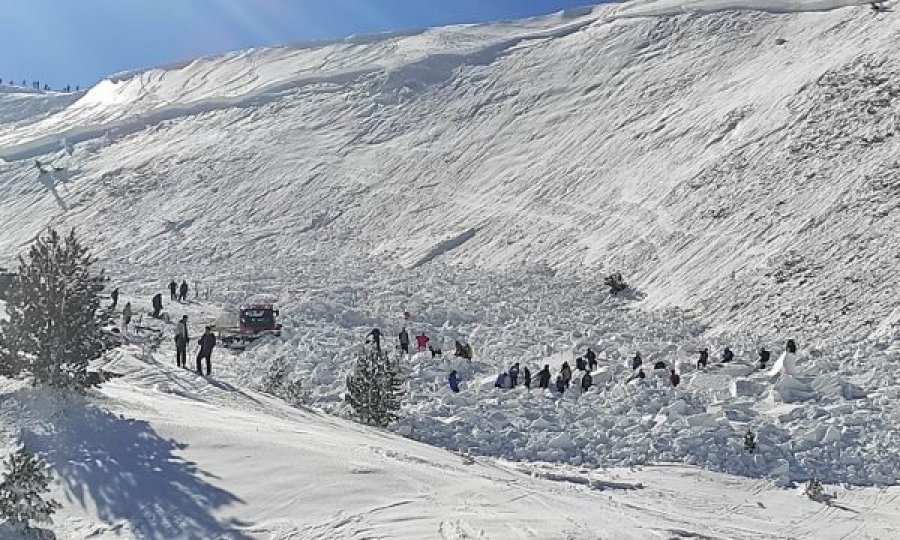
[1,0,900,537]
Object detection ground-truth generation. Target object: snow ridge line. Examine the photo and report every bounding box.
[0,14,598,164]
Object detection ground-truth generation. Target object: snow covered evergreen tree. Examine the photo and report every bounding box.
[0,445,61,532]
[345,348,404,428]
[0,228,106,388]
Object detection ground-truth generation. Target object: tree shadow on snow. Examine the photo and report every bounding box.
[23,404,251,539]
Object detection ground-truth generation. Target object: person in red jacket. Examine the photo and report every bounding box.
[415,332,429,352]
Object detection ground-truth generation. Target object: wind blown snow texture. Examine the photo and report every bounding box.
[0,0,899,530]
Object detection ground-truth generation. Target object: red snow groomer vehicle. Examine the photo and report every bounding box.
[219,304,283,349]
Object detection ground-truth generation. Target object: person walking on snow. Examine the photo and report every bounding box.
[122,302,132,332]
[669,369,680,387]
[448,370,460,393]
[509,363,520,387]
[758,348,771,370]
[560,362,572,388]
[151,293,163,318]
[786,339,797,354]
[415,332,429,352]
[581,370,593,391]
[174,315,190,368]
[196,326,216,376]
[537,365,551,389]
[523,366,532,389]
[586,348,598,371]
[632,352,643,371]
[721,347,734,364]
[178,280,189,302]
[697,348,709,370]
[398,327,410,354]
[110,288,119,310]
[169,280,178,301]
[367,328,383,353]
[555,375,566,394]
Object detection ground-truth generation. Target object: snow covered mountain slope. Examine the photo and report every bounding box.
[0,1,898,344]
[4,341,900,540]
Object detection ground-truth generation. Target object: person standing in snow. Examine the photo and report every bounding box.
[196,326,216,376]
[669,368,680,388]
[786,339,797,354]
[398,327,410,354]
[560,361,572,388]
[122,302,133,332]
[586,348,598,371]
[575,356,586,372]
[697,348,709,370]
[367,328,383,353]
[178,280,189,302]
[555,375,566,394]
[415,332,429,352]
[494,372,509,389]
[151,293,163,318]
[523,366,532,389]
[632,352,643,371]
[110,287,119,310]
[581,370,593,391]
[537,365,551,389]
[509,363,520,387]
[448,370,460,393]
[168,280,178,301]
[174,315,190,368]
[721,347,734,364]
[757,348,771,370]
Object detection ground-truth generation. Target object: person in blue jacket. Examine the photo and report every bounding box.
[448,370,460,393]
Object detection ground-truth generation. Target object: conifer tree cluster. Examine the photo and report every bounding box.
[0,445,61,532]
[345,348,404,428]
[0,228,106,388]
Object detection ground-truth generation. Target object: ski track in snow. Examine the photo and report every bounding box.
[1,0,900,537]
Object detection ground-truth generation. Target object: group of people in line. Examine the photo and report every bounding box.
[485,338,798,396]
[367,327,473,361]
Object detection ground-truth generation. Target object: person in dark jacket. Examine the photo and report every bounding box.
[509,363,520,387]
[585,348,597,371]
[653,360,667,370]
[178,280,189,302]
[448,370,460,393]
[168,280,178,301]
[537,365,551,389]
[575,356,586,372]
[454,340,472,360]
[196,326,216,376]
[555,375,566,393]
[758,348,771,369]
[697,348,709,370]
[523,366,532,389]
[110,288,119,310]
[632,352,643,370]
[174,315,189,368]
[670,369,680,387]
[560,362,572,388]
[721,347,734,364]
[151,293,163,318]
[399,327,410,354]
[636,369,646,380]
[367,328,382,353]
[581,371,593,391]
[786,339,797,354]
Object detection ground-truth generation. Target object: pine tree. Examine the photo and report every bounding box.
[345,348,404,428]
[0,445,61,531]
[0,228,106,388]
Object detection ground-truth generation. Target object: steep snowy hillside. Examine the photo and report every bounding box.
[0,0,897,345]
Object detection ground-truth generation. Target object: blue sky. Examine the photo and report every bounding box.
[0,0,597,90]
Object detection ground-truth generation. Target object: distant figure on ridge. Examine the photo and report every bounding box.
[169,280,178,301]
[151,293,163,318]
[178,280,189,302]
